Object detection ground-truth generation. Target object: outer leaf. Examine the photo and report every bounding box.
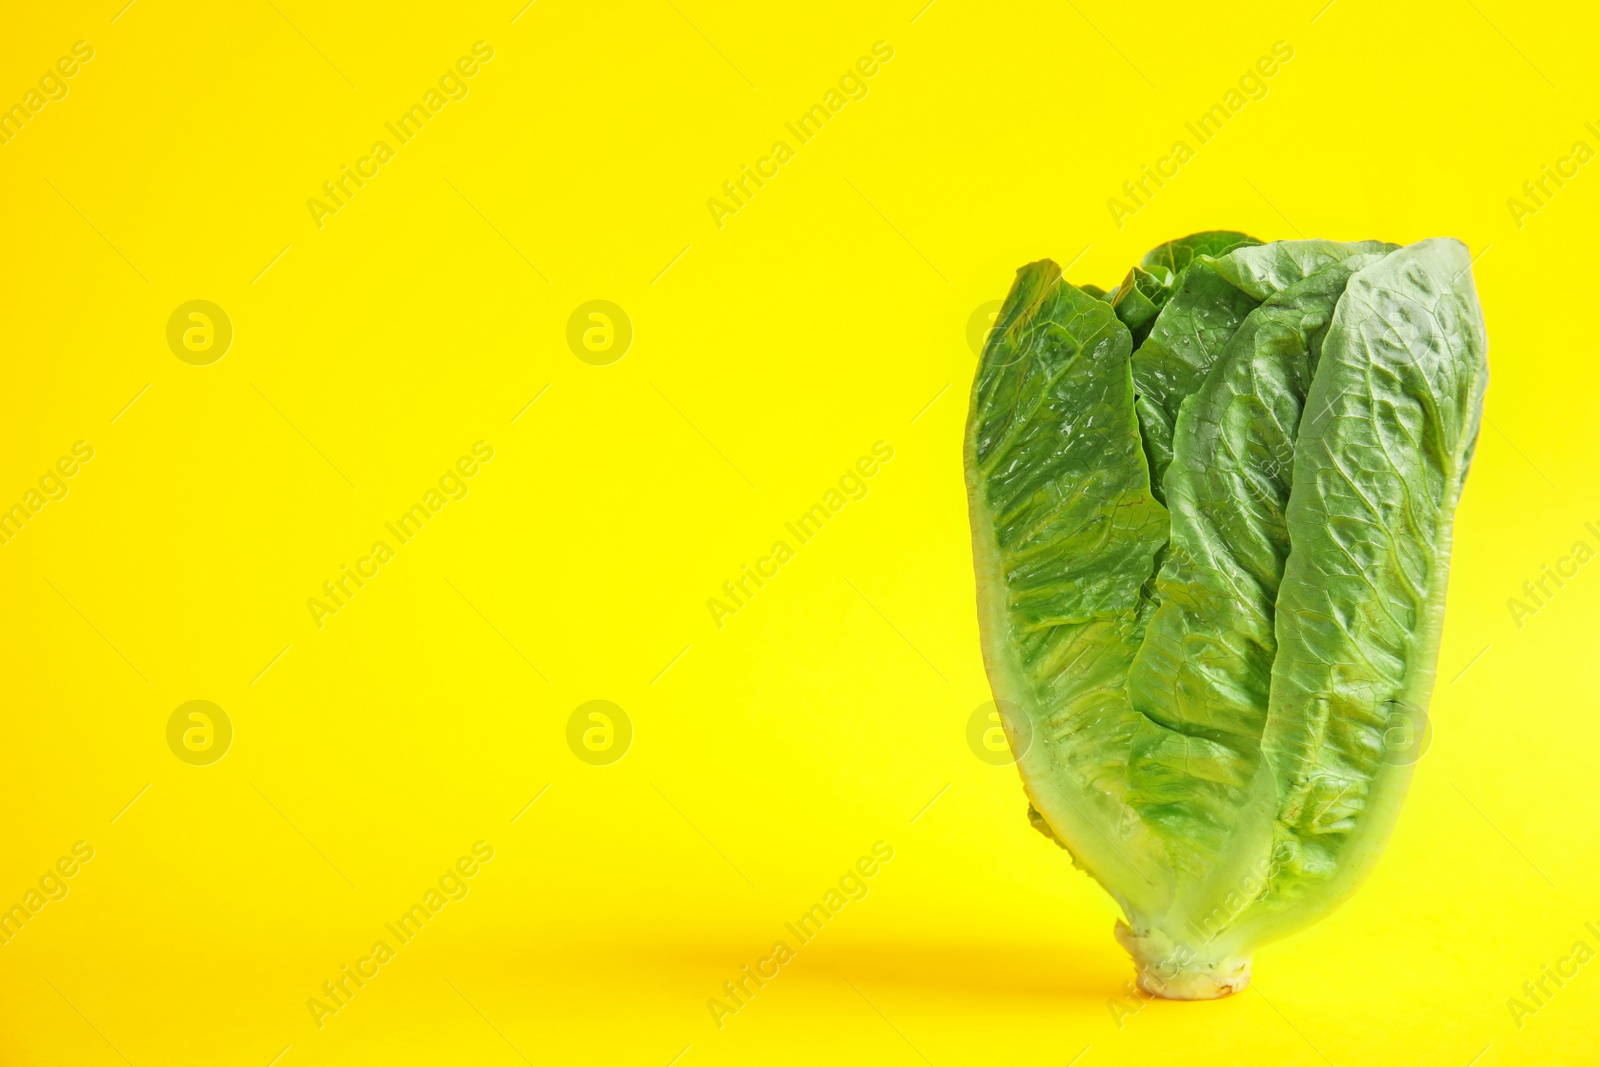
[1211,239,1398,301]
[966,260,1172,918]
[1226,239,1488,950]
[1140,230,1261,274]
[1123,255,1388,894]
[1131,240,1395,500]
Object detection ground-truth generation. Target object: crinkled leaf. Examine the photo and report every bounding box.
[1111,264,1176,343]
[1239,239,1488,943]
[1129,261,1264,500]
[1130,240,1392,502]
[1140,230,1261,274]
[1111,232,1260,351]
[1122,254,1386,888]
[967,259,1173,914]
[1212,240,1398,301]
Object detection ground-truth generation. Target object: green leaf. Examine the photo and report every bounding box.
[1129,261,1264,501]
[1236,238,1489,947]
[1129,240,1391,502]
[1211,239,1399,301]
[1111,264,1176,343]
[1111,232,1261,348]
[1122,254,1387,892]
[966,259,1172,915]
[1140,230,1261,273]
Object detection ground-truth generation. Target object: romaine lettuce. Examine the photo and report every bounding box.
[966,233,1488,998]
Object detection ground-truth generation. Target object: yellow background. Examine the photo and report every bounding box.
[1,0,1595,1063]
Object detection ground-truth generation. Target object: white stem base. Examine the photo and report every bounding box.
[1114,921,1251,1000]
